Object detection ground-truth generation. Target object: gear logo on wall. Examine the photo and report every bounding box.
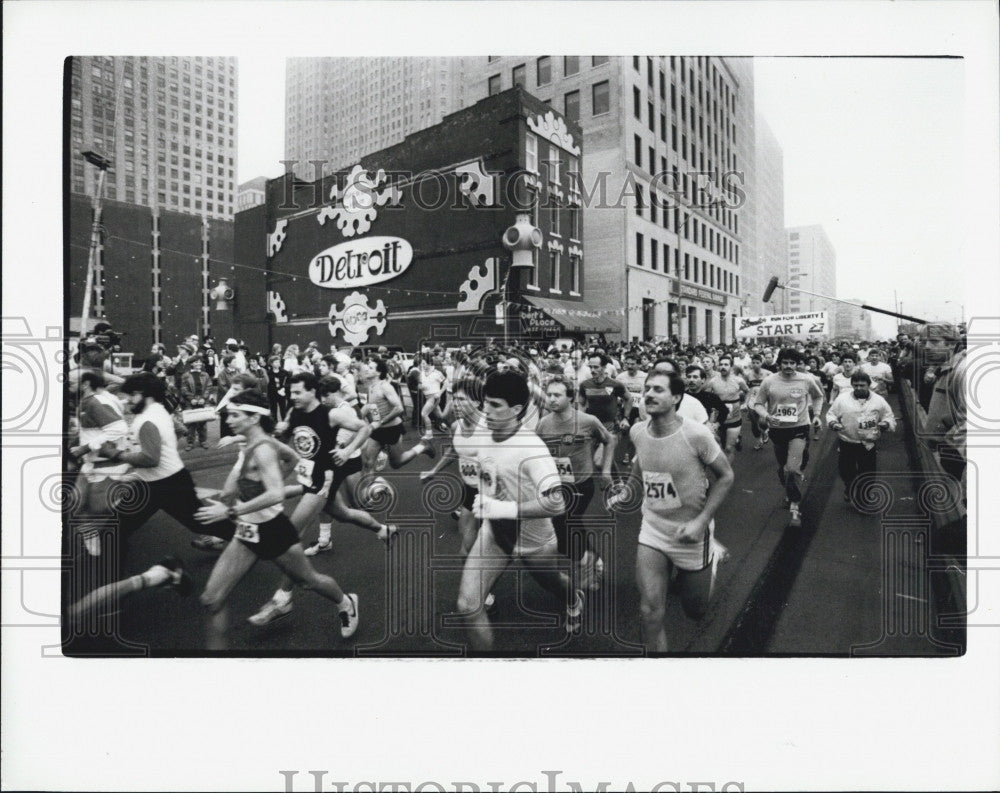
[317,165,403,238]
[328,291,387,346]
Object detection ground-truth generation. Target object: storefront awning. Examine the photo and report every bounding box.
[522,295,622,335]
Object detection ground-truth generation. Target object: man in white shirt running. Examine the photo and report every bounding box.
[609,370,733,653]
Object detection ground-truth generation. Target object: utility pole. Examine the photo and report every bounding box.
[80,150,113,338]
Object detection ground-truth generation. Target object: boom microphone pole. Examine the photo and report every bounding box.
[761,276,931,325]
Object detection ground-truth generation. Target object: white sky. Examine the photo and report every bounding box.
[239,54,968,337]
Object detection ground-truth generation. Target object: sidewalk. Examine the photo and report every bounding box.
[767,393,965,656]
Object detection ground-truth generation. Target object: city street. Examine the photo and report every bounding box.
[63,395,963,658]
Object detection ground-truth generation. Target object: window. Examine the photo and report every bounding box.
[547,150,561,184]
[512,64,526,88]
[659,70,666,99]
[563,90,580,122]
[550,251,560,292]
[570,254,580,294]
[564,56,579,76]
[487,55,499,62]
[526,132,538,172]
[569,206,581,240]
[660,113,667,143]
[648,101,655,131]
[550,203,560,235]
[636,233,644,266]
[592,56,609,67]
[633,86,641,119]
[664,243,671,273]
[634,135,642,167]
[648,147,655,175]
[488,74,501,95]
[633,56,641,71]
[536,56,551,86]
[592,81,609,115]
[651,238,658,271]
[636,186,644,217]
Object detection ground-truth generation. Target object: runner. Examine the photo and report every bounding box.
[194,391,359,649]
[647,358,710,426]
[577,352,629,480]
[418,354,449,433]
[248,375,398,625]
[860,348,894,398]
[752,348,825,528]
[830,352,858,402]
[684,364,728,444]
[420,377,488,558]
[455,368,584,651]
[608,370,734,653]
[743,353,773,450]
[360,356,436,472]
[536,375,615,592]
[826,370,896,507]
[704,354,749,462]
[615,353,647,466]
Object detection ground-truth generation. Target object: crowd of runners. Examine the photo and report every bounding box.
[67,327,962,653]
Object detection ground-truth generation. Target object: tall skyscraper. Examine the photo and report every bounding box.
[237,176,268,211]
[284,57,474,179]
[469,55,753,343]
[786,224,837,335]
[751,112,787,315]
[68,56,238,220]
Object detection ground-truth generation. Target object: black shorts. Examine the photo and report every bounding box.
[462,483,478,512]
[301,463,334,495]
[233,513,299,560]
[327,456,364,506]
[768,425,811,445]
[370,423,404,447]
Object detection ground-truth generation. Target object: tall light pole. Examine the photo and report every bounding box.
[80,149,113,338]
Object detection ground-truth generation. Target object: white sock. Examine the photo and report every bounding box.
[272,588,292,606]
[318,522,332,544]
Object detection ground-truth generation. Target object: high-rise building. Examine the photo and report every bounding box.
[468,55,753,343]
[786,225,837,335]
[750,112,787,315]
[237,176,268,211]
[68,56,239,220]
[284,57,474,179]
[834,300,873,341]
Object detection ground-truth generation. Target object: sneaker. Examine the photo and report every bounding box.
[303,539,333,556]
[374,451,389,471]
[199,442,209,449]
[185,444,194,452]
[247,597,293,626]
[339,593,359,638]
[762,431,770,445]
[420,433,437,459]
[788,503,802,528]
[576,551,605,592]
[157,556,194,597]
[753,439,764,451]
[450,509,461,521]
[621,454,631,466]
[191,534,227,552]
[81,530,101,557]
[484,592,496,610]
[565,589,585,634]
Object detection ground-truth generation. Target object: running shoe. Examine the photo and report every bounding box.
[622,454,631,466]
[377,523,399,545]
[762,430,770,445]
[565,589,585,634]
[788,503,802,528]
[157,556,194,597]
[753,439,764,451]
[247,598,293,626]
[339,593,360,638]
[484,592,496,610]
[304,539,333,556]
[191,534,227,552]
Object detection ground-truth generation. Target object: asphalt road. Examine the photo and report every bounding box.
[62,399,963,658]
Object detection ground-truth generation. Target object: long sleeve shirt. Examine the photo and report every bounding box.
[826,391,896,449]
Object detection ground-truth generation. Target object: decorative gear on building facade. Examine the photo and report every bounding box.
[317,165,403,238]
[328,290,387,346]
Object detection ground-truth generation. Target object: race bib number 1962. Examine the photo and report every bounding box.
[643,471,682,510]
[773,403,798,423]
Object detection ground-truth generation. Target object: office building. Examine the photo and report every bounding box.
[68,56,238,220]
[750,112,787,315]
[284,57,475,179]
[237,176,268,211]
[786,224,837,335]
[834,300,873,341]
[468,55,754,344]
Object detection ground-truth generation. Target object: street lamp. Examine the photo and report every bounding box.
[501,213,542,347]
[80,149,113,338]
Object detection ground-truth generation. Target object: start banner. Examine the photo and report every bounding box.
[736,311,829,339]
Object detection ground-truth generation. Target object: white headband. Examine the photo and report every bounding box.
[228,403,271,416]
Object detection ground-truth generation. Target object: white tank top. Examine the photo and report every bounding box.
[129,403,184,481]
[451,417,488,487]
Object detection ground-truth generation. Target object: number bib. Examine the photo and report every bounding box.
[643,471,682,510]
[294,458,315,487]
[459,459,480,486]
[234,521,260,544]
[857,413,880,441]
[554,456,575,483]
[773,403,799,424]
[367,404,381,423]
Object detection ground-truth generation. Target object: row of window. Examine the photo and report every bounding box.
[635,232,740,294]
[634,183,739,263]
[524,251,582,295]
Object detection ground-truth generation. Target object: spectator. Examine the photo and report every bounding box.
[180,356,213,450]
